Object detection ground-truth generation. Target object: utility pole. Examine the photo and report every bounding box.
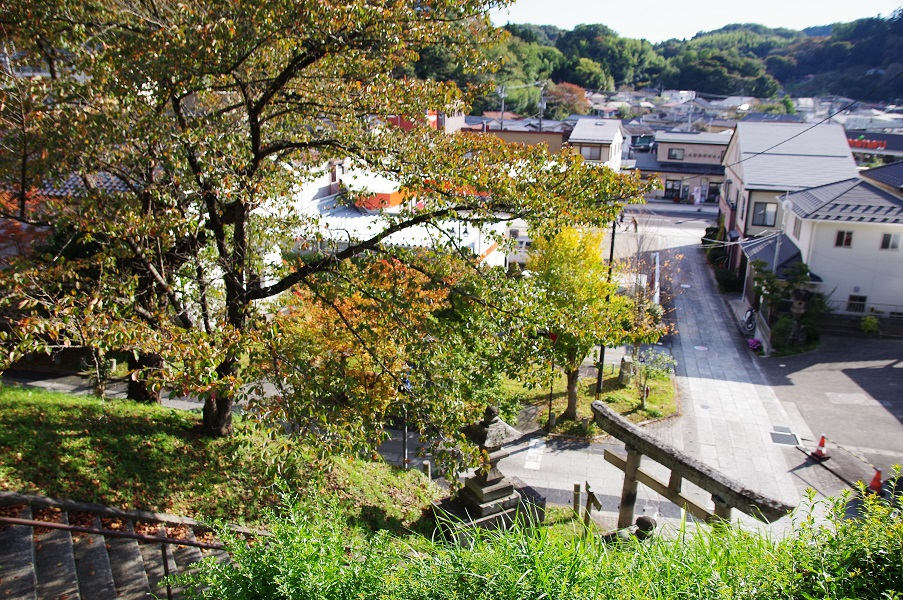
[595,218,618,400]
[537,82,546,132]
[497,85,507,131]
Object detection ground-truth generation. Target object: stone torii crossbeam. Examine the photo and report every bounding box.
[591,400,795,527]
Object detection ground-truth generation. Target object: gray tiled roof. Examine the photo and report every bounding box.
[740,233,803,279]
[655,131,732,145]
[36,173,132,196]
[786,178,903,224]
[568,118,622,144]
[860,161,903,191]
[734,122,858,191]
[634,153,724,176]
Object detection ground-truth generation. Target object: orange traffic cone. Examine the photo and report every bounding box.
[867,470,883,495]
[810,435,830,461]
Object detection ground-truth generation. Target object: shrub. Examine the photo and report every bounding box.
[702,226,720,246]
[714,268,741,293]
[861,315,880,334]
[706,244,727,267]
[770,315,795,349]
[748,338,763,353]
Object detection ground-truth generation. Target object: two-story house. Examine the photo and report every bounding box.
[776,162,903,317]
[635,131,731,202]
[721,122,859,270]
[566,118,624,171]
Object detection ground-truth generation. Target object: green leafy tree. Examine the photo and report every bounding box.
[525,228,629,421]
[0,0,653,460]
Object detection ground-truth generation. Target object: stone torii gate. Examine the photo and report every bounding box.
[591,401,794,527]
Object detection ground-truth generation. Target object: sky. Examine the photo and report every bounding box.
[489,0,902,44]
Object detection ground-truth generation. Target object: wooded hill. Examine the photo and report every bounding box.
[406,11,903,115]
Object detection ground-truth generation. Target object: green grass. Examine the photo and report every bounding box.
[0,385,441,529]
[175,489,903,599]
[503,370,677,437]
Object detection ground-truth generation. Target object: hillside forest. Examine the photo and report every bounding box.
[401,11,903,117]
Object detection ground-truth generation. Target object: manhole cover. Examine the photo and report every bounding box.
[700,404,710,409]
[773,425,792,433]
[770,431,800,445]
[826,392,881,406]
[694,345,708,351]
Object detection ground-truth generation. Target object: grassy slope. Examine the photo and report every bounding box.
[0,385,441,529]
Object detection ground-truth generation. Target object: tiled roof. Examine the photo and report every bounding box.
[568,118,622,144]
[860,161,903,191]
[734,122,858,191]
[740,233,804,279]
[39,173,132,196]
[786,178,903,224]
[740,113,805,123]
[655,131,732,145]
[633,153,724,176]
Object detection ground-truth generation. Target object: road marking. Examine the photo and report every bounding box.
[523,439,545,470]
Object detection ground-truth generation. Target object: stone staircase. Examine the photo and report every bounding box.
[0,492,242,599]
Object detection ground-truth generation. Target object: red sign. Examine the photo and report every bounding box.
[848,138,888,150]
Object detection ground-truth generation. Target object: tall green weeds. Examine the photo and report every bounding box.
[177,486,903,599]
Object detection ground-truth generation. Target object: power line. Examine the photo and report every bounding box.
[638,68,903,192]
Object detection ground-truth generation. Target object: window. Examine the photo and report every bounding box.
[835,230,853,248]
[580,145,601,161]
[665,179,682,197]
[667,148,684,160]
[792,216,802,239]
[880,233,900,250]
[846,295,867,313]
[751,202,777,227]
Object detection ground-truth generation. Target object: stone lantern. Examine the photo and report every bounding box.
[458,406,523,519]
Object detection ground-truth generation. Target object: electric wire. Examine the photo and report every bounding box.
[633,69,903,191]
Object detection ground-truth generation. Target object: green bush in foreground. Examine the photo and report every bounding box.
[177,488,903,599]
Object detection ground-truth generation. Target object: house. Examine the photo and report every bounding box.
[622,122,655,156]
[566,118,624,170]
[766,162,903,317]
[721,122,859,270]
[740,113,805,124]
[287,162,506,268]
[634,130,731,202]
[661,90,696,104]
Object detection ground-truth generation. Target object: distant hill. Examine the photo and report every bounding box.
[481,13,903,102]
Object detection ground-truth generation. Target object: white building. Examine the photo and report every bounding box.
[567,119,624,171]
[781,163,903,316]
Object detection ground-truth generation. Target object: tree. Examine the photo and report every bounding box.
[0,0,653,456]
[544,82,590,119]
[525,228,627,421]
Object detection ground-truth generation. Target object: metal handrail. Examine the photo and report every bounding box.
[0,515,225,549]
[1,514,230,600]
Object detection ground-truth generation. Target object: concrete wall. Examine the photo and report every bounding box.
[655,142,725,165]
[493,130,565,153]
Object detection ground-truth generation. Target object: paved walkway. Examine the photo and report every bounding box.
[497,231,811,531]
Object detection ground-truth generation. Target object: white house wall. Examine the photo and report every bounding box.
[806,220,903,311]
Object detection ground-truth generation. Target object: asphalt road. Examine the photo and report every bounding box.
[758,335,903,477]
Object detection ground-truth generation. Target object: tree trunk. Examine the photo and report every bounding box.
[560,368,580,421]
[127,352,163,403]
[202,392,233,437]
